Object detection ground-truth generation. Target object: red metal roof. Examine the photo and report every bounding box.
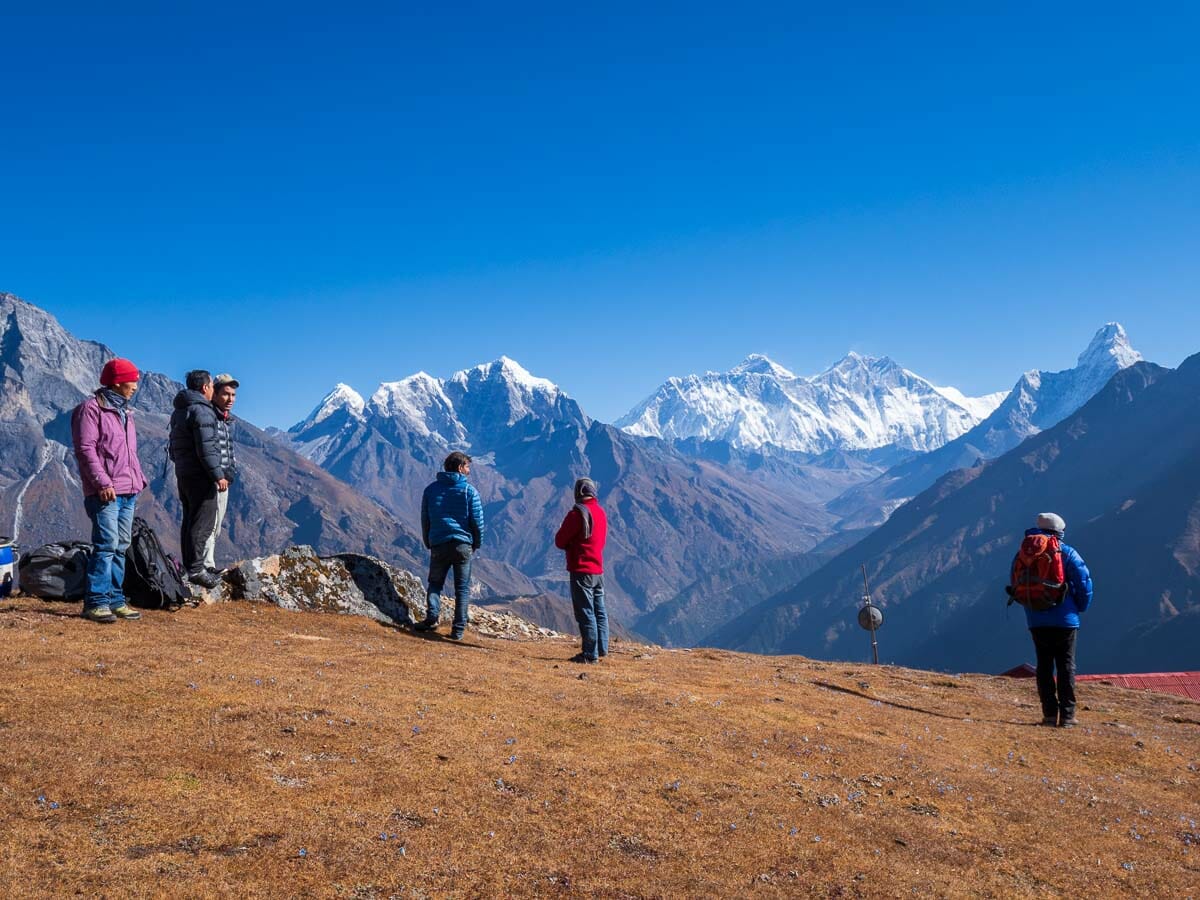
[1076,672,1200,702]
[999,663,1037,678]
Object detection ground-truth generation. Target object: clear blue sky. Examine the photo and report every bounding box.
[3,3,1198,427]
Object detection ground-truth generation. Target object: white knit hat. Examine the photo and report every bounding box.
[1036,512,1066,534]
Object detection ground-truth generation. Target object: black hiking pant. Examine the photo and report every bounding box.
[1030,627,1077,721]
[177,476,220,576]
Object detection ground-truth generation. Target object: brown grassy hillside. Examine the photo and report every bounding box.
[0,595,1197,898]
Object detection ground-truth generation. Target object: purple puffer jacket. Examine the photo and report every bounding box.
[71,394,149,497]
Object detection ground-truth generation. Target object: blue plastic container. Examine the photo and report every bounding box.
[0,537,14,598]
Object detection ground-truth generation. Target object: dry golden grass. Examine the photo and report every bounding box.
[0,594,1197,898]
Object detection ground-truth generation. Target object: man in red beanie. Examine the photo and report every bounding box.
[70,358,148,623]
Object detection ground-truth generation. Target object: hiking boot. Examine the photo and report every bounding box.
[1059,716,1078,729]
[82,606,117,624]
[188,570,221,590]
[413,620,438,633]
[569,653,598,665]
[1039,716,1058,727]
[206,566,229,577]
[109,604,142,620]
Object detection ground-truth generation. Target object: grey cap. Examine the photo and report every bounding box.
[574,478,597,501]
[1036,512,1066,534]
[213,373,240,389]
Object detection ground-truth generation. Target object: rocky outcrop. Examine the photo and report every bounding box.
[201,546,563,641]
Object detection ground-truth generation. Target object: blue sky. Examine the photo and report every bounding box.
[2,3,1198,427]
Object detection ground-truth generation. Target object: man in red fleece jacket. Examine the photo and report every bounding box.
[554,477,608,664]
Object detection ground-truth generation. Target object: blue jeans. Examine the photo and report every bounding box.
[83,494,136,611]
[425,542,473,636]
[570,573,608,661]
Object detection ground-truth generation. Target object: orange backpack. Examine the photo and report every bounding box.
[1007,533,1067,611]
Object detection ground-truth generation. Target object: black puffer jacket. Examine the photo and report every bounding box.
[215,410,238,482]
[169,390,228,482]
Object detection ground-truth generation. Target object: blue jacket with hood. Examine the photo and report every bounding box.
[421,471,485,550]
[1018,528,1093,629]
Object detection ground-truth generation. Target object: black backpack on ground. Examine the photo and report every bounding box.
[17,541,93,601]
[124,517,191,610]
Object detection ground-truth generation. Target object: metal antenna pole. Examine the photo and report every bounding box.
[862,563,879,665]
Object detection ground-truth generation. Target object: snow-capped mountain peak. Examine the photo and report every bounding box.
[1076,322,1142,372]
[729,354,796,379]
[450,355,562,397]
[297,383,365,429]
[817,352,906,386]
[291,357,577,459]
[368,372,456,426]
[618,350,1007,453]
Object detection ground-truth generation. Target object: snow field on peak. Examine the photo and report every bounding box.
[618,352,1007,454]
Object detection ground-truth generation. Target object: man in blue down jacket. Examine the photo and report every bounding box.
[1019,512,1094,729]
[415,451,485,640]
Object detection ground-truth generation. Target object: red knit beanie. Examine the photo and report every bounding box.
[100,358,140,387]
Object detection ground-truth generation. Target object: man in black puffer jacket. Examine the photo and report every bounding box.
[168,370,227,589]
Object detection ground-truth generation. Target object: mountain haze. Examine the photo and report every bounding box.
[829,323,1144,526]
[711,355,1200,674]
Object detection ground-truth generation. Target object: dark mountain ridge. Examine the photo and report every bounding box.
[710,357,1200,674]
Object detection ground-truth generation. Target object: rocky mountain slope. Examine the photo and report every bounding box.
[829,323,1144,527]
[288,359,835,625]
[0,292,426,573]
[711,355,1200,674]
[617,352,1007,453]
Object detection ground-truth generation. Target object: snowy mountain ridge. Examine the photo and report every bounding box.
[616,351,1010,454]
[290,356,579,458]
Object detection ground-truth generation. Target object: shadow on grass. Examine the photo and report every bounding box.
[387,624,488,650]
[811,680,1043,727]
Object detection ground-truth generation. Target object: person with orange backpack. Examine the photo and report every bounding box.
[1006,512,1093,728]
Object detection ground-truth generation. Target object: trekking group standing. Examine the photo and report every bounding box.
[68,360,240,621]
[67,359,609,663]
[67,362,1099,687]
[411,453,610,663]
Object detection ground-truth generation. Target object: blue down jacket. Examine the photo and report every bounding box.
[1019,528,1094,629]
[421,471,485,549]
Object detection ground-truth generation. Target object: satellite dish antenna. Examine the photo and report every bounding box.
[857,563,883,664]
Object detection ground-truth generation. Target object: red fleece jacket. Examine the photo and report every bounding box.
[554,498,607,574]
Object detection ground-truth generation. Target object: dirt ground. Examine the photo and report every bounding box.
[1,594,1197,898]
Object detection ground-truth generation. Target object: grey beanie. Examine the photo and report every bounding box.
[1036,512,1066,535]
[574,478,597,502]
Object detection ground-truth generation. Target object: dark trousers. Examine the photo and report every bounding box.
[177,476,219,575]
[1030,627,1078,721]
[570,572,608,661]
[425,542,473,636]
